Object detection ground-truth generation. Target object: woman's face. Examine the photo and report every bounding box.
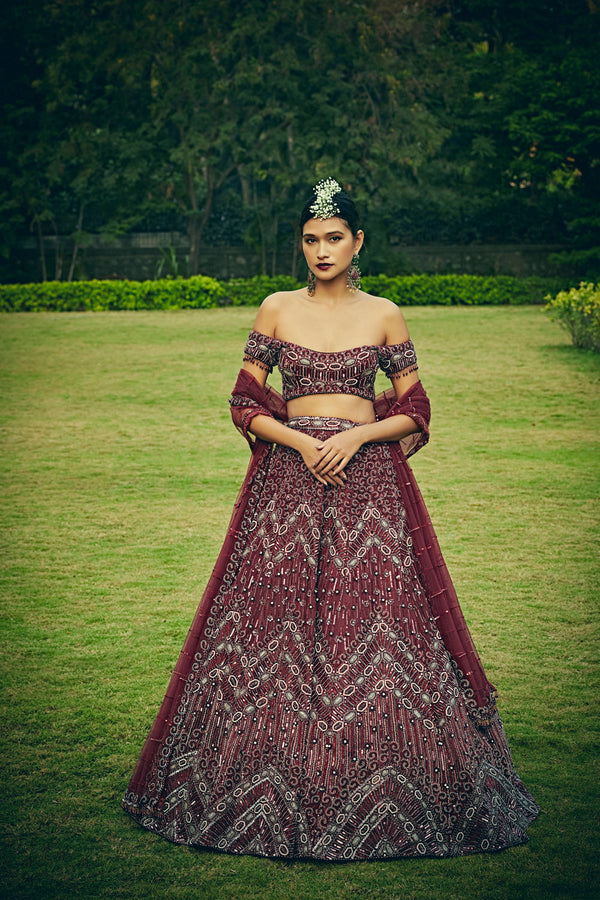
[302,217,364,285]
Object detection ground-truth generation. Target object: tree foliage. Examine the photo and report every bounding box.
[1,0,598,280]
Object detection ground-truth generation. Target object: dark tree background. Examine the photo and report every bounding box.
[1,0,598,280]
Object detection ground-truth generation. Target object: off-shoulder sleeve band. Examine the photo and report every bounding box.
[378,340,418,378]
[243,330,282,373]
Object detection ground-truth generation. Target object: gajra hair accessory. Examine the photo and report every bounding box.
[310,178,342,220]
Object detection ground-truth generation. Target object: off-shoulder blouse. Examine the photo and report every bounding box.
[243,330,418,402]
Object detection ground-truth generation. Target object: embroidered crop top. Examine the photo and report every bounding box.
[243,330,418,402]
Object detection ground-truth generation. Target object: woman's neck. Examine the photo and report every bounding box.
[310,273,358,306]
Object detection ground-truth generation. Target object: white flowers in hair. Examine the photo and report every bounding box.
[310,178,342,220]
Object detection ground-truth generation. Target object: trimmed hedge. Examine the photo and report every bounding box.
[362,274,562,306]
[0,273,564,312]
[0,275,226,312]
[223,275,303,306]
[545,282,600,353]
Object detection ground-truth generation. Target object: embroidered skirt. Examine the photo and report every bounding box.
[122,416,538,859]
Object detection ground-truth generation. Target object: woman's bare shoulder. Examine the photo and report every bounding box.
[262,288,306,307]
[252,289,306,337]
[362,293,410,343]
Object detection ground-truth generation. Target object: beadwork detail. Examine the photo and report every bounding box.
[243,331,419,401]
[122,419,539,859]
[346,254,361,292]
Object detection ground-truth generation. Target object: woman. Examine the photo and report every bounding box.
[122,178,538,860]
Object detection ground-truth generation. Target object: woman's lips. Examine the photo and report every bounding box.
[316,263,333,270]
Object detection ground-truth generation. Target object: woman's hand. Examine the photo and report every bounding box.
[302,427,365,484]
[314,428,365,478]
[296,433,349,486]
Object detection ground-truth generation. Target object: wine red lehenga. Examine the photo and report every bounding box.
[122,330,538,860]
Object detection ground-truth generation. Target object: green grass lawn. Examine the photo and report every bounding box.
[1,306,598,900]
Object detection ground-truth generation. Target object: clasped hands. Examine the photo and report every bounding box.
[298,427,365,486]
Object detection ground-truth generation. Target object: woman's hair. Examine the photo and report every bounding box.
[299,188,361,236]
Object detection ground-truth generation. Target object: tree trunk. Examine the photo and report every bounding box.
[188,214,204,276]
[252,181,268,275]
[54,244,63,281]
[240,173,251,208]
[34,217,47,282]
[271,214,278,277]
[53,221,63,281]
[183,153,212,275]
[67,200,85,282]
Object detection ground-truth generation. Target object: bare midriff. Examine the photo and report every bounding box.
[286,393,376,423]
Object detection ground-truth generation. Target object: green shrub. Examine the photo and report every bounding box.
[0,273,565,313]
[135,276,226,309]
[544,281,600,352]
[362,274,561,306]
[0,276,226,312]
[223,275,302,306]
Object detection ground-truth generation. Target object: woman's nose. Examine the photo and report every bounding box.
[317,243,330,258]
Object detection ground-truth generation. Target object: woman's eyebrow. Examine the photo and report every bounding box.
[303,231,344,237]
